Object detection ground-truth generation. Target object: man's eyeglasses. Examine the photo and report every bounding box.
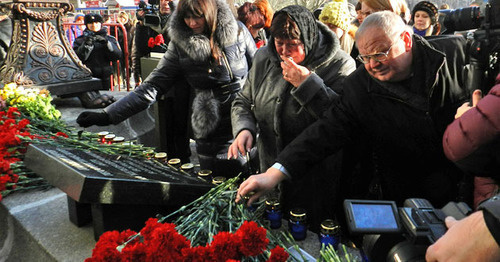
[356,44,394,64]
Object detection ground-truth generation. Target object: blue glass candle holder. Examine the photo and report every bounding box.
[319,219,341,248]
[265,199,282,229]
[288,208,307,241]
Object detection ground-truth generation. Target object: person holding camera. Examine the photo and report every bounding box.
[236,10,472,221]
[73,13,122,108]
[77,0,256,174]
[132,0,177,87]
[425,74,500,261]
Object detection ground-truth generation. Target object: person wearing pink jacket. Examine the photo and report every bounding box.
[427,74,500,262]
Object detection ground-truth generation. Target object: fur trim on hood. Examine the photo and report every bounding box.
[167,0,238,62]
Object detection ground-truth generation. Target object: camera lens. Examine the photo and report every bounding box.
[386,241,428,262]
[443,6,482,32]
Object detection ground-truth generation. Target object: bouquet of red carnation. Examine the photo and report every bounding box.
[85,176,303,261]
[86,219,289,262]
[148,34,168,51]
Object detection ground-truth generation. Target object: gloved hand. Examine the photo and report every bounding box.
[76,111,111,127]
[94,35,107,43]
[84,36,95,46]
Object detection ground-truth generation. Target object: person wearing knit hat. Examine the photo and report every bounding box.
[72,12,121,108]
[84,13,104,25]
[411,1,440,36]
[319,0,357,54]
[66,13,85,44]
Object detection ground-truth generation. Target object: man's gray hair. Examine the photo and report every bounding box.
[355,11,411,42]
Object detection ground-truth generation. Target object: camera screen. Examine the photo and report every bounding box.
[344,199,401,234]
[352,203,398,229]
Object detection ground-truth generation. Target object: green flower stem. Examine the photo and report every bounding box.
[6,177,45,186]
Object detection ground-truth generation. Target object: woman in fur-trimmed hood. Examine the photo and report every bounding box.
[229,5,355,231]
[76,0,257,174]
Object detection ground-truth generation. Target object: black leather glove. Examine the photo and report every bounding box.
[94,35,107,43]
[84,36,95,46]
[76,111,111,127]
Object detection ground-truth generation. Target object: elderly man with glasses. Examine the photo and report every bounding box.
[236,10,472,228]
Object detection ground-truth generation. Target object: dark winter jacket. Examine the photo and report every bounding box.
[131,13,171,82]
[73,28,122,79]
[442,74,500,178]
[105,0,256,140]
[232,5,356,230]
[277,34,471,208]
[231,7,356,172]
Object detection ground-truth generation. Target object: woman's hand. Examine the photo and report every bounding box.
[236,167,287,205]
[280,56,311,87]
[228,130,253,160]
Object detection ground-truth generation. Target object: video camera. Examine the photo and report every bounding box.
[344,198,471,262]
[443,0,500,93]
[137,0,161,27]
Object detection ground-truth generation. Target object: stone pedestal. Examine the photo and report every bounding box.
[0,0,102,94]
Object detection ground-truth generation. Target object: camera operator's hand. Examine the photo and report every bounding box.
[136,10,146,24]
[455,89,483,119]
[77,111,111,127]
[426,211,500,262]
[94,35,107,44]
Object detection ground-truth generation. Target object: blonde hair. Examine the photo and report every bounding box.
[360,0,410,23]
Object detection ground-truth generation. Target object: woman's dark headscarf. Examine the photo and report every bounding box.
[269,5,319,66]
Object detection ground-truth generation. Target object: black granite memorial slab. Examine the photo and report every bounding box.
[24,144,212,205]
[24,143,213,239]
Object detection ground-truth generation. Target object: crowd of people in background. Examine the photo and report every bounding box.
[58,0,472,105]
[16,0,497,260]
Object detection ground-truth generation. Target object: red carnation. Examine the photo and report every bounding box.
[210,231,242,261]
[55,132,69,138]
[235,221,269,257]
[9,174,19,183]
[148,37,156,48]
[267,246,289,262]
[140,218,160,242]
[145,222,190,261]
[121,241,148,262]
[256,40,265,49]
[181,245,213,262]
[86,230,137,262]
[155,34,165,45]
[17,119,30,129]
[6,107,19,119]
